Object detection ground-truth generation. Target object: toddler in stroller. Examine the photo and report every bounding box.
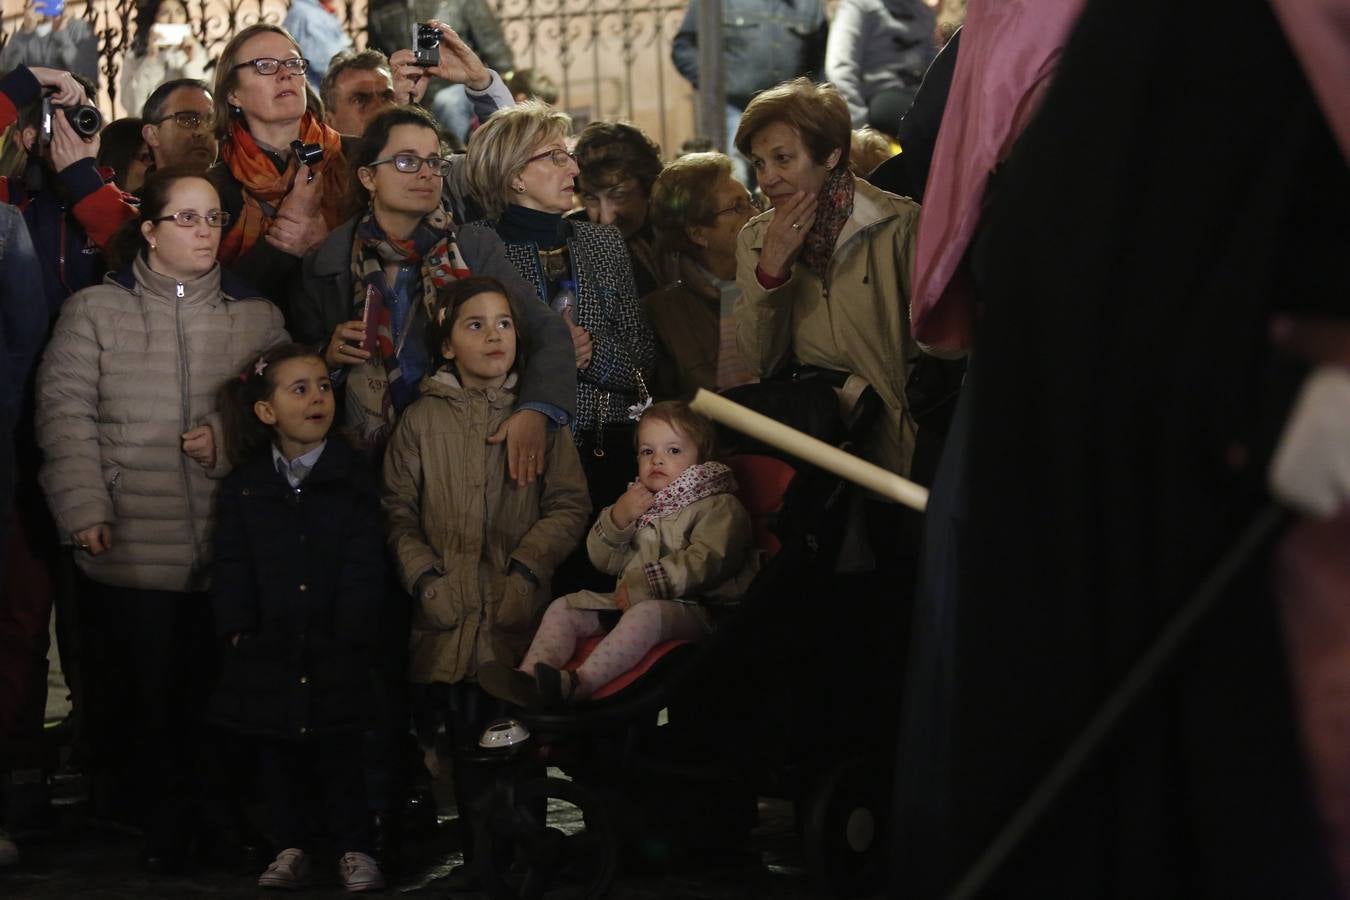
[481,401,760,708]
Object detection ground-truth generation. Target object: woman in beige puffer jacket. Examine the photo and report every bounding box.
[34,170,285,865]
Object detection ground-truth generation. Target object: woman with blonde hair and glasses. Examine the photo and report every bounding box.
[462,102,655,589]
[644,151,758,400]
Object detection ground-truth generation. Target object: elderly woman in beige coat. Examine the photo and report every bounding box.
[36,168,286,870]
[734,77,921,479]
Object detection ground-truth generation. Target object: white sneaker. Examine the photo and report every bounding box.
[339,851,386,892]
[258,847,310,890]
[0,829,17,868]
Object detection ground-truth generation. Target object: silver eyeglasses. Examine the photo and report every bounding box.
[232,56,310,76]
[153,209,232,228]
[367,154,453,177]
[525,148,576,168]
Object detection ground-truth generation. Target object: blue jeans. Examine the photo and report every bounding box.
[431,83,474,144]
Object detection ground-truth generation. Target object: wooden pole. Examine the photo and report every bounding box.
[689,389,929,512]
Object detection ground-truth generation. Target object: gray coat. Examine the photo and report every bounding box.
[37,257,288,592]
[290,215,577,423]
[824,0,936,126]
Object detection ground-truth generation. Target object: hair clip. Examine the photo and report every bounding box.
[253,357,269,377]
[627,396,653,421]
[436,306,448,326]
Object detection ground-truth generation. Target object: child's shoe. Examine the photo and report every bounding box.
[479,660,542,708]
[339,851,386,892]
[258,848,310,890]
[534,663,581,709]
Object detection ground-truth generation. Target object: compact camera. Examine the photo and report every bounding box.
[290,139,324,169]
[41,95,103,145]
[414,23,440,67]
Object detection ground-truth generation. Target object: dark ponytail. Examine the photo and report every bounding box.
[107,165,218,271]
[217,342,328,466]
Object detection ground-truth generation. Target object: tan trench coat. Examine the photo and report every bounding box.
[735,177,921,476]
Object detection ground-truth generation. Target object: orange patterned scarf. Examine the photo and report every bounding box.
[217,113,347,264]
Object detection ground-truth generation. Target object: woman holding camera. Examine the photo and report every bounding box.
[211,22,512,316]
[36,167,286,871]
[209,23,348,312]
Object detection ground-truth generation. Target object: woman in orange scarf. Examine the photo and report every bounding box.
[209,23,350,312]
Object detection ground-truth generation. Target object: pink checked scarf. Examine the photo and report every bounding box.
[638,462,737,528]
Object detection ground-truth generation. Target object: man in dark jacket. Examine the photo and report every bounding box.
[0,64,139,317]
[671,0,827,183]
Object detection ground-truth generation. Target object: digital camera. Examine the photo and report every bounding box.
[414,23,440,67]
[41,96,103,145]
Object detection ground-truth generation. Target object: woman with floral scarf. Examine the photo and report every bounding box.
[733,77,923,481]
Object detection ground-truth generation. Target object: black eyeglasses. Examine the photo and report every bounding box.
[231,56,309,76]
[712,195,761,218]
[153,110,214,130]
[153,209,232,228]
[525,148,576,168]
[367,154,453,177]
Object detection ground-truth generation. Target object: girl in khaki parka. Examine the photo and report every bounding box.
[381,275,590,705]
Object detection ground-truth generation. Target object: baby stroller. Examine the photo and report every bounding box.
[462,378,910,899]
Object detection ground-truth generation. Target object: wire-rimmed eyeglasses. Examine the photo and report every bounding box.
[152,210,232,228]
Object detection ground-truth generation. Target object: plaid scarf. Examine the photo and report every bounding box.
[638,461,738,528]
[799,167,856,281]
[350,203,472,412]
[217,113,347,264]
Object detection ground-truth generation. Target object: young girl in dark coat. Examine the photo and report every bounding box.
[209,342,387,893]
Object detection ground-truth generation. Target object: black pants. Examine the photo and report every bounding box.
[258,732,372,855]
[77,578,214,852]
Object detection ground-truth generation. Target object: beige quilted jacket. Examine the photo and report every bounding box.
[37,256,287,591]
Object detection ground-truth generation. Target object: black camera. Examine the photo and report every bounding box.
[414,23,440,67]
[291,140,323,183]
[40,96,103,145]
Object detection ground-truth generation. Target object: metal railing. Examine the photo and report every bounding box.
[0,0,700,154]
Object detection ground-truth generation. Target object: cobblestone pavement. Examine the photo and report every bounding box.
[0,781,860,899]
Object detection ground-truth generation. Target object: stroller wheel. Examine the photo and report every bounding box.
[802,756,891,898]
[477,776,618,899]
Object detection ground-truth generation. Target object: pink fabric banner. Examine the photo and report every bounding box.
[909,0,1086,350]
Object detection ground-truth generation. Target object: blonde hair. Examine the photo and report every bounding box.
[464,100,572,219]
[648,152,733,256]
[849,127,893,177]
[734,77,852,169]
[214,24,301,139]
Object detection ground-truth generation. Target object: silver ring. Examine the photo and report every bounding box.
[77,543,89,550]
[791,222,802,230]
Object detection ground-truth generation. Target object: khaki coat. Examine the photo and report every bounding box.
[735,177,921,475]
[574,492,761,624]
[382,373,591,685]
